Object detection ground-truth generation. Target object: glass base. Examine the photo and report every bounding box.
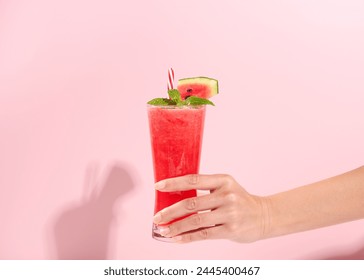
[152,224,175,243]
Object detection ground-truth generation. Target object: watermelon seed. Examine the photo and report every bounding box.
[187,89,193,93]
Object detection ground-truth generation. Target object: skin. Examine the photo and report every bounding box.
[153,166,364,243]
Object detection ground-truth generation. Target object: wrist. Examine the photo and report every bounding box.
[252,195,272,241]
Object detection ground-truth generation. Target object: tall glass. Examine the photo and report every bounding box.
[147,104,206,242]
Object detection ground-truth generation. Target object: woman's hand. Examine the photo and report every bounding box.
[153,174,269,243]
[153,167,364,243]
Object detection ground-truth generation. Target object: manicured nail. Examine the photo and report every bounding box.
[153,213,162,224]
[155,181,166,190]
[159,227,170,236]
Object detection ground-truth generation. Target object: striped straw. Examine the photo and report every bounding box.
[167,68,175,90]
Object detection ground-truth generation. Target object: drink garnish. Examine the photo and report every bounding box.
[147,89,215,106]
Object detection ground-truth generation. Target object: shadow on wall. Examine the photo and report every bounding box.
[48,162,135,259]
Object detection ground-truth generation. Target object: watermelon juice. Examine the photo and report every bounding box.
[147,105,206,241]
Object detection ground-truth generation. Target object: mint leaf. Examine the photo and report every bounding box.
[184,96,215,106]
[147,98,176,106]
[168,89,182,105]
[148,89,215,107]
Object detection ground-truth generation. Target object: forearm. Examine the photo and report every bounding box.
[264,166,364,239]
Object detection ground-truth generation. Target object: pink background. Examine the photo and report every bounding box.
[1,0,364,259]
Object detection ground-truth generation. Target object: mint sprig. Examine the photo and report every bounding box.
[147,98,175,106]
[167,89,182,105]
[147,89,214,106]
[184,96,215,106]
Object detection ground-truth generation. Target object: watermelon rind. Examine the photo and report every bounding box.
[177,77,219,98]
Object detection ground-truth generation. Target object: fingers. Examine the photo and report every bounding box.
[153,174,246,243]
[155,174,234,192]
[153,192,222,224]
[175,225,226,243]
[159,208,227,238]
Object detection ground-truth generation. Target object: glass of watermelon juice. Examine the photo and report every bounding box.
[148,104,206,242]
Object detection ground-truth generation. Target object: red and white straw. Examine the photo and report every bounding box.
[167,68,175,90]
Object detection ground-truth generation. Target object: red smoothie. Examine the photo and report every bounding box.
[148,105,206,241]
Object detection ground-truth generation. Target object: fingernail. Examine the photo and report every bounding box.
[155,181,166,190]
[159,227,170,236]
[153,213,162,224]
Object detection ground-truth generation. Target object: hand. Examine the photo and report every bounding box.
[153,174,269,243]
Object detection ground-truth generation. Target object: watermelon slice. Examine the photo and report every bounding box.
[177,77,219,100]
